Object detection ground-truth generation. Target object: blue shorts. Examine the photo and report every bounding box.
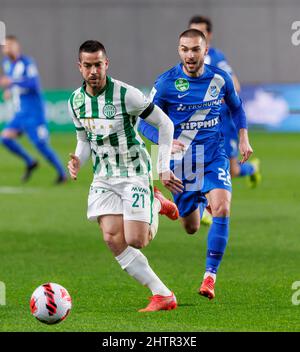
[5,112,49,143]
[172,155,232,218]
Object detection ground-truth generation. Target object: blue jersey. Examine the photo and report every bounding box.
[2,55,45,121]
[139,63,246,163]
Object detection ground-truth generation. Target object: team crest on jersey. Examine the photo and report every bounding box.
[209,85,219,98]
[103,104,116,118]
[175,78,189,92]
[73,92,85,109]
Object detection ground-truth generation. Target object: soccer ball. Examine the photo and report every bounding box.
[30,283,72,324]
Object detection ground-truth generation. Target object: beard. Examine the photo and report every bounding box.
[86,77,100,88]
[183,57,204,74]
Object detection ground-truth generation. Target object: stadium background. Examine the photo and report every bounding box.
[1,0,300,131]
[0,0,300,332]
[1,0,300,87]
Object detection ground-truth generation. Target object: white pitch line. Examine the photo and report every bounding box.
[0,187,40,194]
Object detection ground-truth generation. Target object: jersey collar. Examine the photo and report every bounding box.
[177,63,208,81]
[81,76,112,98]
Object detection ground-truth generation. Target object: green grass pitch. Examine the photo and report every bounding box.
[0,131,299,331]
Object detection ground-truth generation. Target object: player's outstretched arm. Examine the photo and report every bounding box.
[142,104,183,194]
[138,117,185,154]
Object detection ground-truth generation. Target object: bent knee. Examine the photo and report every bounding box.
[103,232,118,247]
[127,239,147,249]
[102,231,127,255]
[126,233,149,249]
[184,223,200,235]
[211,203,230,217]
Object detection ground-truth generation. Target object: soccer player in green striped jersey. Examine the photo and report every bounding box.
[68,40,183,312]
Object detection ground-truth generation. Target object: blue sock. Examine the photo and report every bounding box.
[239,162,255,176]
[1,137,34,166]
[206,217,229,274]
[34,141,66,176]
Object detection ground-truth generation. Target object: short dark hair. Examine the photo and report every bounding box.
[188,15,213,33]
[5,35,19,42]
[179,29,207,44]
[79,40,107,60]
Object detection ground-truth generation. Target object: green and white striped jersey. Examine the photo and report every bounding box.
[68,76,152,178]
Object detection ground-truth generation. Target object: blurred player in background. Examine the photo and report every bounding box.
[0,35,67,183]
[139,29,253,299]
[68,40,183,312]
[189,15,261,188]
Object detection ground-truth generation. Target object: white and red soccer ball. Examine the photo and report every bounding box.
[30,283,72,324]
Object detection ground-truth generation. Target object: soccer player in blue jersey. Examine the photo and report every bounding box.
[0,36,67,183]
[189,15,261,188]
[138,29,253,299]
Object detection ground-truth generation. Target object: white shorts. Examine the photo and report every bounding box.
[87,175,154,224]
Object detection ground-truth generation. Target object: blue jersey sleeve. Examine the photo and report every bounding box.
[216,51,233,75]
[138,117,159,144]
[208,48,234,75]
[151,83,168,113]
[223,72,247,131]
[11,58,40,91]
[137,79,167,145]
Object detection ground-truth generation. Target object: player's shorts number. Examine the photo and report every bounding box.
[132,193,145,208]
[218,167,231,186]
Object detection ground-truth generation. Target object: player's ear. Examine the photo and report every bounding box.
[105,58,109,70]
[77,61,82,72]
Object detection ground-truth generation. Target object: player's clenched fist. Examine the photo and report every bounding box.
[68,153,80,180]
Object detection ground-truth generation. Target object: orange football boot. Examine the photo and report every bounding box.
[138,293,177,312]
[198,275,215,300]
[154,187,179,220]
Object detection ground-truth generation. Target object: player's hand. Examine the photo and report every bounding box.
[171,139,186,154]
[239,139,253,163]
[0,76,12,88]
[239,129,253,163]
[159,170,184,194]
[68,153,80,180]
